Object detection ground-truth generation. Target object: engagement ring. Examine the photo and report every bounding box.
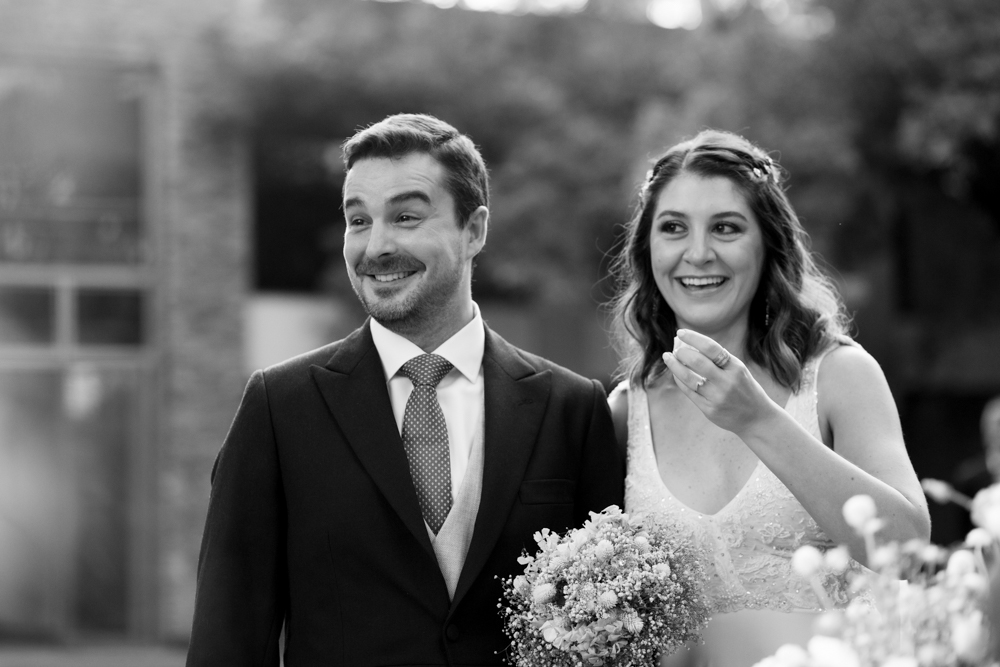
[713,349,731,369]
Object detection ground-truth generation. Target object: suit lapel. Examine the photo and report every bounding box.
[451,326,551,607]
[309,323,435,558]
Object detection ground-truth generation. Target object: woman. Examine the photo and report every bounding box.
[608,130,930,665]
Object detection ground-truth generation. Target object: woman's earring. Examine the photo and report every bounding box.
[765,303,771,327]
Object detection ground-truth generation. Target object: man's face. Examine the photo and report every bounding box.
[342,153,486,336]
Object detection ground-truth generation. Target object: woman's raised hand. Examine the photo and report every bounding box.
[661,329,779,436]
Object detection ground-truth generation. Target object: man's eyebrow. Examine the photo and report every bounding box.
[343,190,432,211]
[386,190,432,207]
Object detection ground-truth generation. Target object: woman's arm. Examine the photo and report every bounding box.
[663,331,930,564]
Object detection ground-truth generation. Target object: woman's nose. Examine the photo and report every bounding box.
[682,233,715,265]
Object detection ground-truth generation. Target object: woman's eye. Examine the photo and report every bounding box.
[659,221,684,234]
[714,222,740,235]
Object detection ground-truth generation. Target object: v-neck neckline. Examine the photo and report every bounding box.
[641,387,797,518]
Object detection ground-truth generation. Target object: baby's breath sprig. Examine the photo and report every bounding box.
[500,505,710,667]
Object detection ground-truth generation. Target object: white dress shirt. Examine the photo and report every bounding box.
[370,303,486,503]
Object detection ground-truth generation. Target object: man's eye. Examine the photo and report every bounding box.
[347,217,369,228]
[397,214,418,223]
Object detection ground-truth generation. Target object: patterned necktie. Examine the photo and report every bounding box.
[399,353,454,534]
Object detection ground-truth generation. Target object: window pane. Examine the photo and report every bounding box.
[0,64,143,264]
[0,285,54,343]
[0,366,136,634]
[77,289,143,345]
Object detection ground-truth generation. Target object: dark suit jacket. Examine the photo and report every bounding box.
[186,322,624,667]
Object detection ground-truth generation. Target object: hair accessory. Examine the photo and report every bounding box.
[750,158,779,185]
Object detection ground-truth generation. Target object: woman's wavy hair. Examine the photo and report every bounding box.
[610,129,850,390]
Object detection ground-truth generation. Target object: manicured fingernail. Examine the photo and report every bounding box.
[662,352,674,362]
[677,329,689,338]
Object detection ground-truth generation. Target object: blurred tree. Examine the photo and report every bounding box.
[227,0,854,306]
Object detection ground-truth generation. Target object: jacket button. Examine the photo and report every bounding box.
[446,624,461,641]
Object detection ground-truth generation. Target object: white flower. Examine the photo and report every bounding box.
[870,544,899,570]
[773,643,810,667]
[540,617,569,646]
[920,543,947,564]
[975,504,1000,539]
[533,583,556,604]
[594,539,615,560]
[792,545,824,578]
[598,590,618,608]
[513,575,528,594]
[951,610,987,662]
[920,478,954,504]
[806,635,859,667]
[945,549,976,578]
[880,657,918,667]
[965,527,994,548]
[971,484,1000,536]
[842,495,877,533]
[623,612,644,634]
[823,546,850,573]
[916,644,950,665]
[753,659,785,667]
[962,572,989,595]
[633,535,651,553]
[812,610,845,637]
[653,562,671,577]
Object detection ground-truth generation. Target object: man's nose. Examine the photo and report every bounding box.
[365,219,397,258]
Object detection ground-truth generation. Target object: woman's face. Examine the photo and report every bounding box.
[648,172,765,337]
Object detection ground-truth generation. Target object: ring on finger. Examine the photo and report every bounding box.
[694,376,706,393]
[713,349,731,369]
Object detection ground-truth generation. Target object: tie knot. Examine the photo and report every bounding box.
[400,354,453,388]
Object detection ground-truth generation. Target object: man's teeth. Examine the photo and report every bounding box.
[680,277,725,287]
[373,272,410,282]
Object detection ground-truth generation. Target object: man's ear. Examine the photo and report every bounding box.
[465,205,489,258]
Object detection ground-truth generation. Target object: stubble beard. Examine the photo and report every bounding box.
[351,262,467,337]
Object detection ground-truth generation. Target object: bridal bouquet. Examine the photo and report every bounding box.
[500,505,710,667]
[754,483,1000,667]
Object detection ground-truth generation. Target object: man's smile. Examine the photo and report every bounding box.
[370,271,417,283]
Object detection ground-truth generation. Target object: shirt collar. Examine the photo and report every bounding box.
[370,303,485,383]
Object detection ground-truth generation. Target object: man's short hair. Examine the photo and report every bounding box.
[342,113,489,227]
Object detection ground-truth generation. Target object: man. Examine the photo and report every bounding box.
[186,114,624,666]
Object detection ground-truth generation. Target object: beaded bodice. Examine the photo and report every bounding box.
[620,350,860,614]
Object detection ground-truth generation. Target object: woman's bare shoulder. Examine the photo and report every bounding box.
[817,342,896,416]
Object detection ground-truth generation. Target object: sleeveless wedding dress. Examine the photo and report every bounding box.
[618,347,864,667]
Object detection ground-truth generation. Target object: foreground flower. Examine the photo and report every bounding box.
[971,484,1000,539]
[842,495,877,533]
[752,492,999,667]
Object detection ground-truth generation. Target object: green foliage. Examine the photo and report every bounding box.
[229,0,999,321]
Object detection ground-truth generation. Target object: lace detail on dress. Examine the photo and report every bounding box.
[621,347,864,615]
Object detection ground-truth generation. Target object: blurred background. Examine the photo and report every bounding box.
[0,0,997,659]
